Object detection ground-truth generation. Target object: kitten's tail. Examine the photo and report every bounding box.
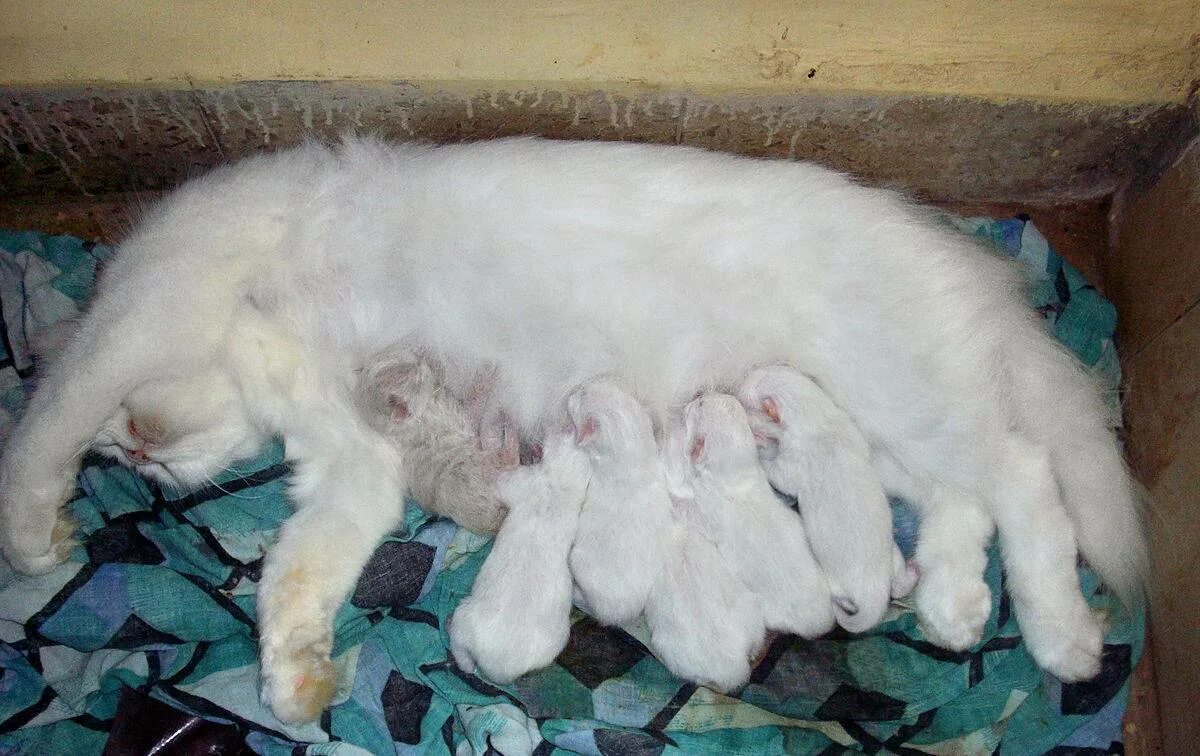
[1002,324,1149,608]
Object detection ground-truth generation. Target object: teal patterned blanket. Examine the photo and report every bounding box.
[0,219,1141,754]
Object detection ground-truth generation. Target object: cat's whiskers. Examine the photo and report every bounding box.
[201,472,269,501]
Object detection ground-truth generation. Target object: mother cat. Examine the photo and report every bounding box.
[0,138,1145,724]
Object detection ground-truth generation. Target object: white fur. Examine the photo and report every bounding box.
[0,137,1142,720]
[354,348,512,535]
[668,394,835,638]
[566,380,671,626]
[646,447,767,692]
[448,432,589,683]
[737,368,903,633]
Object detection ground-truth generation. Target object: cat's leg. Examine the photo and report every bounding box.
[875,453,995,650]
[257,423,405,724]
[988,436,1102,680]
[911,490,995,650]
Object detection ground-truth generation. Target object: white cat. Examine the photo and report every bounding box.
[566,379,672,627]
[449,430,590,683]
[354,348,514,535]
[737,368,912,633]
[664,393,836,638]
[0,137,1144,723]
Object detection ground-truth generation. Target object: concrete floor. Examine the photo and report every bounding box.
[0,194,1162,754]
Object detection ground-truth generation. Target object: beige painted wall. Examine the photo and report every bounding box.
[1,1,1198,103]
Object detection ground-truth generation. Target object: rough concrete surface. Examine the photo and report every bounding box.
[2,82,1195,202]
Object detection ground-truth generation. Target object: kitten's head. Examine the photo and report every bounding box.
[94,367,264,488]
[737,366,823,457]
[354,350,440,432]
[565,380,656,467]
[680,393,760,482]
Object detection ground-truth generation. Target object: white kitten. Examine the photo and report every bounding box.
[1,138,1137,721]
[648,421,767,692]
[566,380,671,626]
[738,367,907,632]
[355,348,513,535]
[448,431,590,683]
[668,394,836,638]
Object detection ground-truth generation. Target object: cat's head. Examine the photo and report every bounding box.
[679,393,761,482]
[565,380,657,466]
[93,367,265,488]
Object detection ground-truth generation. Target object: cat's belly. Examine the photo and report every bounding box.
[393,276,820,434]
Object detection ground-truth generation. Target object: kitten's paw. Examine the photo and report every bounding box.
[1,475,80,575]
[915,570,992,651]
[1019,600,1104,682]
[260,645,339,725]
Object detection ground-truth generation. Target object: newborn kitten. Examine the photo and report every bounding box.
[448,430,591,683]
[648,421,767,692]
[355,349,515,535]
[565,380,672,626]
[739,367,912,633]
[669,393,836,638]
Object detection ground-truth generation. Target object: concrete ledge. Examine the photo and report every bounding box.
[2,82,1195,202]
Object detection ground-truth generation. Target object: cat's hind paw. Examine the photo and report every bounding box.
[914,569,992,651]
[1019,601,1104,682]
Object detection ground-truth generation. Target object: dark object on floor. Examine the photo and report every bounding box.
[103,687,253,756]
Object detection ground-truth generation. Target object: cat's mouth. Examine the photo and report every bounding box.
[123,446,153,464]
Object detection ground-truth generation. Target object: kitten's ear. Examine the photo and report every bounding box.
[388,396,410,422]
[689,435,706,462]
[761,396,781,424]
[575,415,597,445]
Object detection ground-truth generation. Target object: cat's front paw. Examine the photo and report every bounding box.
[1017,598,1103,681]
[258,565,341,724]
[260,644,339,725]
[914,569,992,651]
[0,473,79,575]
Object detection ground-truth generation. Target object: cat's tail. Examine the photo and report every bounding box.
[1001,323,1149,608]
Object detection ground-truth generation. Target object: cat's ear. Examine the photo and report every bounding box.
[689,435,706,462]
[574,415,597,445]
[388,396,410,422]
[761,396,781,424]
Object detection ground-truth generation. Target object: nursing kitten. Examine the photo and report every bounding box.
[648,425,767,692]
[449,430,590,683]
[566,380,671,626]
[355,348,513,535]
[666,393,836,637]
[738,368,913,632]
[0,138,1139,721]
